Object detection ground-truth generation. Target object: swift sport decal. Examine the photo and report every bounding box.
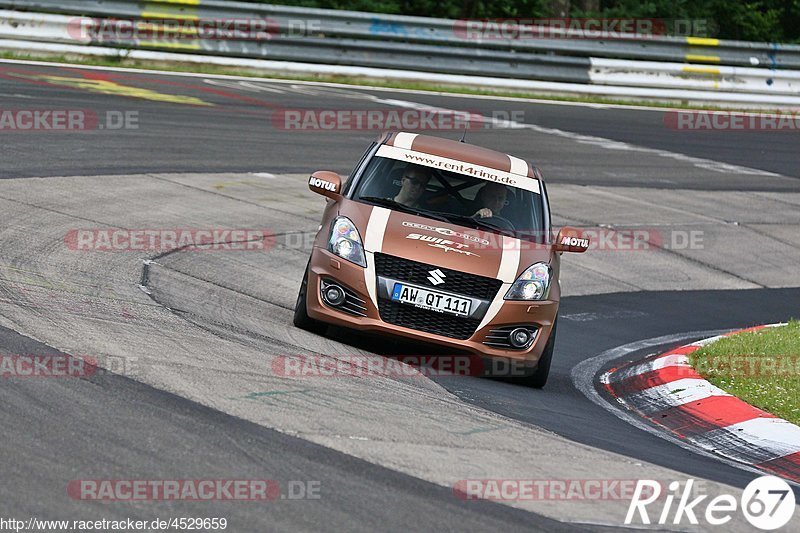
[405,233,469,249]
[429,243,480,257]
[406,233,481,257]
[401,221,489,246]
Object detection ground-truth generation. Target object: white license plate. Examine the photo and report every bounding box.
[391,283,471,317]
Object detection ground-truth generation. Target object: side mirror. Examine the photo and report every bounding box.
[308,171,343,200]
[553,226,589,253]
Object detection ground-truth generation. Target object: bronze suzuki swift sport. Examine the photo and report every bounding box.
[294,132,588,387]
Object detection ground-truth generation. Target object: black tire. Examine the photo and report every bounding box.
[293,261,328,335]
[521,319,557,389]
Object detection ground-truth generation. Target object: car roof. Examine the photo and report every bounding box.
[380,131,541,180]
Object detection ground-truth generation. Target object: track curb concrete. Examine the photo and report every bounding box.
[601,324,800,483]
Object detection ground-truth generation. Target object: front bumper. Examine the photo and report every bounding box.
[305,247,558,365]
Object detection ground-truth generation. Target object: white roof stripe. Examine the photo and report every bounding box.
[393,132,418,150]
[508,155,528,175]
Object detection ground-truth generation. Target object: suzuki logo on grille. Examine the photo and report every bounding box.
[427,269,446,286]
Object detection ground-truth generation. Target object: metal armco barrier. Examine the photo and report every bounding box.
[0,0,799,105]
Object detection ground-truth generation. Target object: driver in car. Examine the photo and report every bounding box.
[393,165,432,209]
[470,182,508,218]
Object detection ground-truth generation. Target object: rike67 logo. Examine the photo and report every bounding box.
[626,476,795,530]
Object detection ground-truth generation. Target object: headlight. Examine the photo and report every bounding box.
[328,216,366,267]
[504,262,551,300]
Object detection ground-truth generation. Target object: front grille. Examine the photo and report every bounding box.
[374,253,502,300]
[378,300,481,340]
[374,253,502,340]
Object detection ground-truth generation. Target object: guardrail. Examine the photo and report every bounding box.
[2,0,800,69]
[1,0,799,105]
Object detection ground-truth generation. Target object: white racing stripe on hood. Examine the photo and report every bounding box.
[508,155,528,175]
[363,206,392,308]
[393,132,418,149]
[476,236,521,331]
[497,236,522,283]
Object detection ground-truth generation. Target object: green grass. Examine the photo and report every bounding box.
[689,320,800,425]
[0,49,774,112]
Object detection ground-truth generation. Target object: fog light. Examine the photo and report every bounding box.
[509,327,533,349]
[323,284,345,306]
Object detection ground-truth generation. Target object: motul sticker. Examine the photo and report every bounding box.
[561,236,589,248]
[309,176,338,192]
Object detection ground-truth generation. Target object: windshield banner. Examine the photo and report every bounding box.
[375,145,541,194]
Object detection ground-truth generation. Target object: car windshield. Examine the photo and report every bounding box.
[353,154,546,242]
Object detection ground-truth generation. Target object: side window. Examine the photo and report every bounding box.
[355,158,400,199]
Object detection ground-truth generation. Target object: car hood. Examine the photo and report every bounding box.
[341,200,552,283]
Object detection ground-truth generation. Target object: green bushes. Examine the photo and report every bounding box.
[237,0,799,42]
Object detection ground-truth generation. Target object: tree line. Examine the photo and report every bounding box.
[242,0,799,43]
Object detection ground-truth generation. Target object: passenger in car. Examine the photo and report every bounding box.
[469,182,508,218]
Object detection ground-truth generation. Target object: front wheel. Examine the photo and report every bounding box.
[521,320,557,389]
[293,261,328,335]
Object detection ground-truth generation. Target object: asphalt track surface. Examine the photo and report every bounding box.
[1,60,799,529]
[0,325,575,532]
[433,288,800,488]
[0,61,798,188]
